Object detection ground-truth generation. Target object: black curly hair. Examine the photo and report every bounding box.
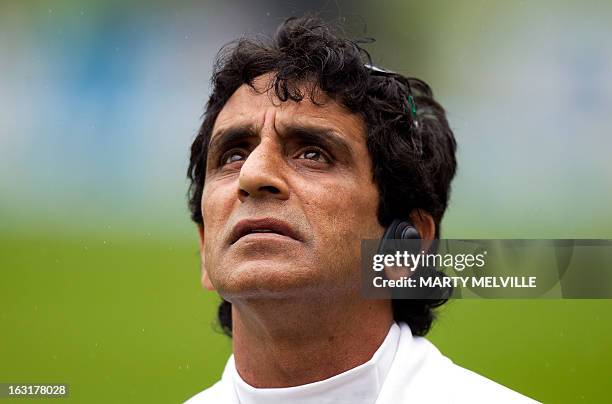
[187,15,457,337]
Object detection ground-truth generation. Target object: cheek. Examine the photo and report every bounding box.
[301,175,382,264]
[201,182,235,255]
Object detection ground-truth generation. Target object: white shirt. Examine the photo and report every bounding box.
[185,322,538,403]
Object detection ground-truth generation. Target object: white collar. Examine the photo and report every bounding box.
[228,322,401,404]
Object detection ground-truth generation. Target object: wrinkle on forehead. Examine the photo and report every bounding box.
[211,73,366,147]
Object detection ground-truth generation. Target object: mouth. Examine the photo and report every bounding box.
[229,218,301,245]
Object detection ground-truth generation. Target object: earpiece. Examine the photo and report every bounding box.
[377,218,421,256]
[383,219,421,241]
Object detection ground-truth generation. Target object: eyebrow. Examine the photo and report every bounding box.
[208,123,354,161]
[282,124,353,159]
[208,125,257,156]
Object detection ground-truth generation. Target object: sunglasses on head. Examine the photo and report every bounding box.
[364,64,420,129]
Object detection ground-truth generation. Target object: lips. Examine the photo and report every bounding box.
[229,218,301,245]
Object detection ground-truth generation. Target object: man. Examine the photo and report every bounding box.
[185,16,537,403]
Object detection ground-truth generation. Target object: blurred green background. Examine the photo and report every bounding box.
[1,1,611,402]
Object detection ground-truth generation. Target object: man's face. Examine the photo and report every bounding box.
[199,74,384,300]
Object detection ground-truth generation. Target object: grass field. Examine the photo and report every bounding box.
[1,232,611,403]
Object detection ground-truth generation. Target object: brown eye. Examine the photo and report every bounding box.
[298,148,330,163]
[221,150,247,166]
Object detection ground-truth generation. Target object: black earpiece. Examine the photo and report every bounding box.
[377,219,421,256]
[383,219,421,241]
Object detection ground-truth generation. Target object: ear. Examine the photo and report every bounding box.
[197,225,216,291]
[409,209,436,239]
[409,209,436,253]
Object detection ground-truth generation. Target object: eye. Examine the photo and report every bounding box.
[297,148,330,163]
[220,149,247,166]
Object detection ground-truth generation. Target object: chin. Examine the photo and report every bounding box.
[213,260,324,300]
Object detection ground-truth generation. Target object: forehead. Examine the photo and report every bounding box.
[211,74,366,143]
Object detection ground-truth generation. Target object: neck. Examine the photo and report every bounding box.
[231,295,394,388]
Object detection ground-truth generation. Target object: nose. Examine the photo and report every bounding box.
[237,137,289,202]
